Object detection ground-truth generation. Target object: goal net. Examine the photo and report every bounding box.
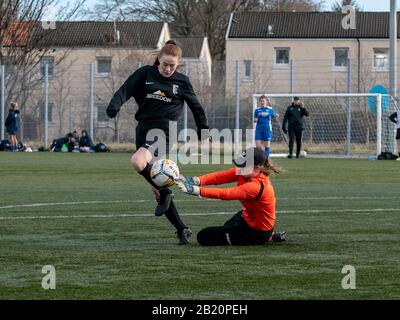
[252,93,399,157]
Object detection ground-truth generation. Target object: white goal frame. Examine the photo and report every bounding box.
[252,93,389,156]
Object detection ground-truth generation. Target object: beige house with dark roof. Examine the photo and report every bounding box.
[175,36,212,87]
[2,21,212,142]
[225,12,400,97]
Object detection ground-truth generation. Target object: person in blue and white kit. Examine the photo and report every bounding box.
[254,95,278,157]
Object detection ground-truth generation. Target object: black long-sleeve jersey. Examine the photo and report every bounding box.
[107,65,208,130]
[282,103,309,130]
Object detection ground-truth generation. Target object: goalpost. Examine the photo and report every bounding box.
[252,93,399,157]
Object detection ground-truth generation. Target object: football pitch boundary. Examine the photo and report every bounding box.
[0,196,399,211]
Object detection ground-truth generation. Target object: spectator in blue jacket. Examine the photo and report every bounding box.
[5,102,20,152]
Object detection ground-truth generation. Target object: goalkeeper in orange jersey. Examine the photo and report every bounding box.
[175,147,286,246]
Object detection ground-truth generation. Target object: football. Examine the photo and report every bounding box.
[150,159,180,187]
[300,150,308,158]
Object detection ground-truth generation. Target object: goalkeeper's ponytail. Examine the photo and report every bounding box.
[260,158,284,176]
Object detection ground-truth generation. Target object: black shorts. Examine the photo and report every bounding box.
[135,121,170,157]
[396,128,400,140]
[7,130,17,135]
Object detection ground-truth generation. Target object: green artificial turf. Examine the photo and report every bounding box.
[0,153,399,299]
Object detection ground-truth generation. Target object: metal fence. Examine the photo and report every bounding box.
[0,58,399,150]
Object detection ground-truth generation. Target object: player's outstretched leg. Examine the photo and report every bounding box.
[132,148,173,217]
[165,201,192,245]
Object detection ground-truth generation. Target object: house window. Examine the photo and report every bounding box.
[275,48,290,66]
[40,56,54,77]
[374,48,389,69]
[97,58,112,74]
[97,103,109,122]
[41,102,53,122]
[244,60,252,79]
[334,48,349,67]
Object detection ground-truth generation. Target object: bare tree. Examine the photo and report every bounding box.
[331,0,362,12]
[0,0,85,140]
[263,0,323,12]
[52,58,77,137]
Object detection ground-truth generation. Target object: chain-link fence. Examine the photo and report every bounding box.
[0,57,399,152]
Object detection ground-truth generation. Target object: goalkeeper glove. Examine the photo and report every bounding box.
[175,178,200,196]
[179,174,200,186]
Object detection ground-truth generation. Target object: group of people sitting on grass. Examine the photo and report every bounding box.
[51,130,96,153]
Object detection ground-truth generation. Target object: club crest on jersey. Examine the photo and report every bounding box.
[173,84,179,95]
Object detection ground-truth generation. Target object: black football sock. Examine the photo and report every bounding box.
[165,200,187,232]
[138,162,160,190]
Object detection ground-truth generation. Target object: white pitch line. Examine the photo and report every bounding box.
[0,199,197,210]
[0,196,398,210]
[0,212,232,220]
[0,208,399,221]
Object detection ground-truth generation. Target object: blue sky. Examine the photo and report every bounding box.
[323,0,394,11]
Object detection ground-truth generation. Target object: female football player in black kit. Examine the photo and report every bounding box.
[106,40,209,244]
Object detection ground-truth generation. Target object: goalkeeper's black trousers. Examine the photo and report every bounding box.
[288,127,303,157]
[197,211,272,246]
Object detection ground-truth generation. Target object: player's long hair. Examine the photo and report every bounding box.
[260,158,284,176]
[153,40,182,66]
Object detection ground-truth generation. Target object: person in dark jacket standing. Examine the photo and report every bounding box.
[282,97,309,158]
[5,102,20,152]
[106,40,209,245]
[389,111,400,158]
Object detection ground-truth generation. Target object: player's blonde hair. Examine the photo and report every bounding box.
[259,95,270,105]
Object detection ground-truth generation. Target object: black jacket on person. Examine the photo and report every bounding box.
[106,65,208,136]
[282,103,309,131]
[389,112,399,125]
[79,130,94,149]
[5,109,19,134]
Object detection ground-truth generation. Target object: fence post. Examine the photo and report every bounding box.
[345,59,352,156]
[89,63,94,140]
[235,60,240,153]
[377,94,382,156]
[290,59,295,94]
[44,64,49,148]
[1,65,4,141]
[183,62,189,142]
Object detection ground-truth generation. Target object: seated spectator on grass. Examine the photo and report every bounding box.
[79,130,94,152]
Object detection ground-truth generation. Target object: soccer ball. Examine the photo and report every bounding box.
[150,159,180,187]
[300,150,308,158]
